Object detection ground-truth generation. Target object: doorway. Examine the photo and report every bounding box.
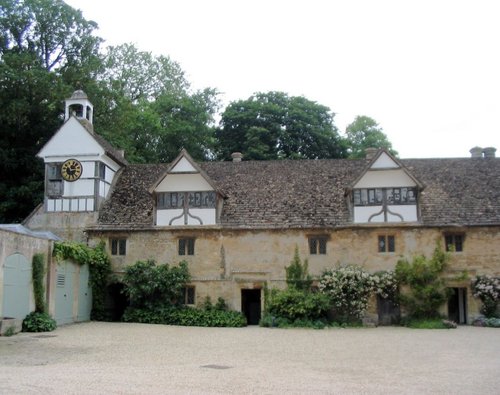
[448,287,467,324]
[241,289,261,325]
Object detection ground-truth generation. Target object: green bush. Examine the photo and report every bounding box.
[403,318,456,329]
[122,260,190,309]
[22,312,57,332]
[395,246,450,319]
[260,313,328,329]
[264,287,330,323]
[285,246,313,291]
[32,253,46,313]
[122,306,246,327]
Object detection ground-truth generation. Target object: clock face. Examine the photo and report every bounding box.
[61,159,82,182]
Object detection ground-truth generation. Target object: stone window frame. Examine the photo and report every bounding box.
[178,237,195,256]
[110,238,127,256]
[308,236,328,255]
[444,233,464,252]
[378,235,395,253]
[182,286,196,305]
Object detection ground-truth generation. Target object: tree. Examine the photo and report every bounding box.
[285,246,312,291]
[94,43,220,164]
[345,115,397,158]
[0,0,101,71]
[216,91,347,160]
[0,0,102,223]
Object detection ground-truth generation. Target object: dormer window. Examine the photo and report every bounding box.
[353,188,417,206]
[157,191,216,209]
[351,150,422,224]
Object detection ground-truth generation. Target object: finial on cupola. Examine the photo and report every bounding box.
[64,89,93,124]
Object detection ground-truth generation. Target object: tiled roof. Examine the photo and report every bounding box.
[94,156,500,230]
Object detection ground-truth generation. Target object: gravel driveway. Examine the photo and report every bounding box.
[0,322,499,394]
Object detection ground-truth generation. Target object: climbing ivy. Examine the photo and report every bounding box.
[53,241,112,320]
[32,253,46,313]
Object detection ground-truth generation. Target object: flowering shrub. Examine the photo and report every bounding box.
[372,271,399,301]
[319,265,375,322]
[472,275,500,318]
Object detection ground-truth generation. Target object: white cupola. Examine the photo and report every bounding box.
[64,90,93,124]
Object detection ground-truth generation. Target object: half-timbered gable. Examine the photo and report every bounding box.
[349,150,422,223]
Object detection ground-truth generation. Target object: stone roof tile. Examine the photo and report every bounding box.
[94,157,500,230]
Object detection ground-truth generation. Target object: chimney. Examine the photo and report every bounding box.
[117,149,125,159]
[483,147,497,158]
[231,152,243,162]
[365,147,378,160]
[469,146,483,158]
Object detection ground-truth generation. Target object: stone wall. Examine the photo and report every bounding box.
[88,225,500,320]
[0,228,55,318]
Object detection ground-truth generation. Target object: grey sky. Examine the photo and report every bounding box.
[65,0,500,158]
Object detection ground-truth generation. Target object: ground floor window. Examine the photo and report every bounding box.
[179,238,195,255]
[444,234,464,252]
[309,236,327,255]
[110,238,127,255]
[182,286,196,305]
[378,235,395,253]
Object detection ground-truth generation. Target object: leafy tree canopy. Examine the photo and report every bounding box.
[216,91,347,160]
[345,115,397,158]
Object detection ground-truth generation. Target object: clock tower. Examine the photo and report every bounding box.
[24,90,127,241]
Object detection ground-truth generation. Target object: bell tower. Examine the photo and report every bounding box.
[64,89,93,124]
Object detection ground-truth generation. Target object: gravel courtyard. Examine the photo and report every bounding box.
[0,322,499,394]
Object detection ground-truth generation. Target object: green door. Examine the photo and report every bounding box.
[2,253,31,319]
[55,262,75,325]
[77,264,92,321]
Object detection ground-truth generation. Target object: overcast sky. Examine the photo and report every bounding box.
[65,0,500,158]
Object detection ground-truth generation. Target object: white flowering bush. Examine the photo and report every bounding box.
[472,275,500,318]
[319,265,375,322]
[372,271,399,301]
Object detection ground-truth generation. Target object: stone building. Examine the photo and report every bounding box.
[25,91,500,324]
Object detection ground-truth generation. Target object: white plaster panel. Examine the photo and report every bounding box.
[354,206,384,223]
[79,199,86,211]
[156,209,216,226]
[47,200,55,212]
[100,156,121,173]
[354,170,416,188]
[189,209,216,225]
[81,161,95,178]
[104,166,115,183]
[70,199,79,212]
[62,199,70,211]
[171,157,197,172]
[156,209,184,226]
[55,200,62,211]
[38,118,104,159]
[371,152,399,169]
[387,205,418,222]
[63,179,94,197]
[87,199,94,211]
[156,174,213,192]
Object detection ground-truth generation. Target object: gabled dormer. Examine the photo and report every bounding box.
[150,150,224,226]
[349,149,423,223]
[37,90,127,213]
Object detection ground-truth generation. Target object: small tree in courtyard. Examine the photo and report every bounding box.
[395,246,450,319]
